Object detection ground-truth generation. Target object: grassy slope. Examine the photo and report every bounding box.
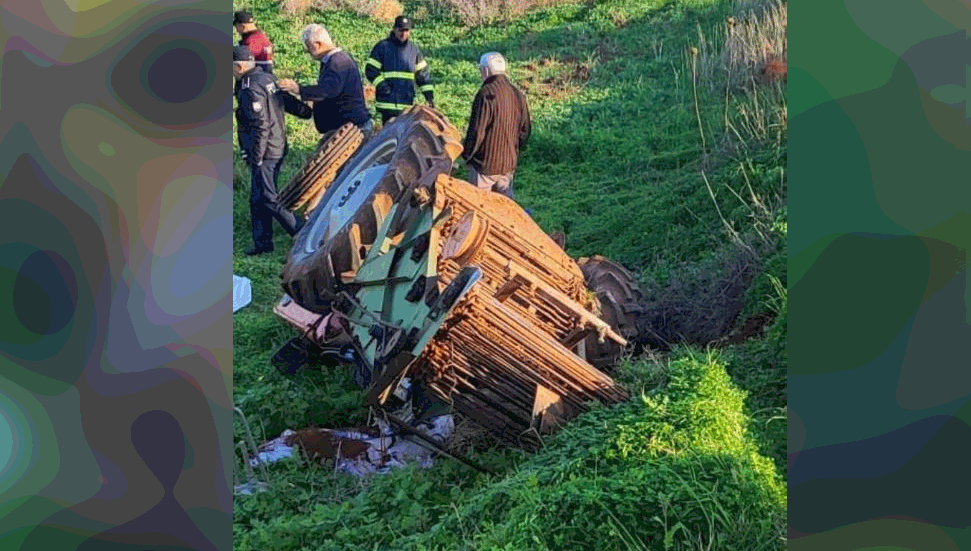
[232,0,787,549]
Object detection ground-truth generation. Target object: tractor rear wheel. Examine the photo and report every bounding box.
[578,255,646,370]
[281,106,462,313]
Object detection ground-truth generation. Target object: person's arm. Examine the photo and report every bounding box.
[365,44,382,83]
[262,35,273,61]
[462,90,490,162]
[238,87,270,165]
[279,90,312,119]
[518,90,531,151]
[299,61,343,102]
[414,49,434,106]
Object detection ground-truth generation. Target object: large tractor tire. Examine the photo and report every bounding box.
[279,123,364,213]
[281,106,463,313]
[577,255,646,370]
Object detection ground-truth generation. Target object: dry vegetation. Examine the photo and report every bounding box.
[699,0,787,90]
[430,0,583,26]
[690,0,786,160]
[281,0,403,22]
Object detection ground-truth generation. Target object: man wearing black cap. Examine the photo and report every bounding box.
[234,45,312,256]
[365,15,435,124]
[234,11,274,74]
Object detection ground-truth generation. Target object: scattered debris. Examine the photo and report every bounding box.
[233,275,252,313]
[243,414,455,478]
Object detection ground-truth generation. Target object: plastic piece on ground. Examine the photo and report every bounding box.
[233,275,253,312]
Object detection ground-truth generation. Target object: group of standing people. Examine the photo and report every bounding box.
[233,11,531,255]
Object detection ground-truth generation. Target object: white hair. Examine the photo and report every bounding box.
[479,52,506,77]
[301,24,332,46]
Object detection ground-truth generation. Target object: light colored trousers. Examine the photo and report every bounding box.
[469,167,515,199]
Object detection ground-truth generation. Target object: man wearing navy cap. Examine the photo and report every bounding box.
[234,45,312,255]
[365,15,436,124]
[234,11,275,74]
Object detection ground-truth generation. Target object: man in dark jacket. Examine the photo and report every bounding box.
[234,45,312,255]
[278,24,373,138]
[462,52,531,199]
[234,11,274,74]
[365,15,435,124]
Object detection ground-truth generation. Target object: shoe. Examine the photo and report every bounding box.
[245,247,274,256]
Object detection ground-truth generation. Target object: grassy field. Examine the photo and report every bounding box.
[232,0,787,549]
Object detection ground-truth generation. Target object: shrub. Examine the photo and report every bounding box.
[428,0,586,26]
[280,0,403,22]
[637,240,765,350]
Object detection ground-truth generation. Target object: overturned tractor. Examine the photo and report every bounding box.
[273,107,645,448]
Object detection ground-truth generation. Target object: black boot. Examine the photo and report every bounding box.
[245,246,274,256]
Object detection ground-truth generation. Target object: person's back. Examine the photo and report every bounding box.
[470,74,529,175]
[310,49,370,134]
[462,52,531,199]
[240,29,273,72]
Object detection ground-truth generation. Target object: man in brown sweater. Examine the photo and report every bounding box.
[461,52,531,199]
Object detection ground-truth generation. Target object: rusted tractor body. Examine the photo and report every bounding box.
[274,106,639,445]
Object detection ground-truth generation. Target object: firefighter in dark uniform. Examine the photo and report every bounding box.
[365,15,435,124]
[234,45,312,255]
[234,11,275,74]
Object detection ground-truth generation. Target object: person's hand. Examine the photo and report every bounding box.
[277,79,299,94]
[242,153,261,168]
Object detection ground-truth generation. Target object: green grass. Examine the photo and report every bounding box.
[232,0,787,549]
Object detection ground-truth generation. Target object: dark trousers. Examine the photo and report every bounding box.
[378,109,403,124]
[250,156,302,251]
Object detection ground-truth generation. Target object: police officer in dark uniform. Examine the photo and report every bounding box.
[365,15,435,124]
[234,45,312,256]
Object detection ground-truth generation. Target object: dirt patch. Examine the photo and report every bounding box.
[371,0,403,23]
[519,56,593,100]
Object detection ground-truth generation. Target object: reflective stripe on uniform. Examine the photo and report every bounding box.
[382,71,415,80]
[419,84,434,93]
[375,101,411,111]
[373,71,415,89]
[415,60,427,72]
[367,58,382,69]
